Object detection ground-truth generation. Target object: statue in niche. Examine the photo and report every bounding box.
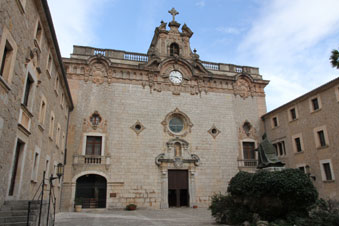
[255,133,285,169]
[174,142,182,157]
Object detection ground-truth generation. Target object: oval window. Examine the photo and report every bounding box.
[169,117,184,133]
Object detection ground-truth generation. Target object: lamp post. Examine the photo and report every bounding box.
[46,163,64,226]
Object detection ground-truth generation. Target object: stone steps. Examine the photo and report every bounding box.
[0,201,39,226]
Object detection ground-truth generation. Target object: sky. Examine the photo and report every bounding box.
[48,0,339,112]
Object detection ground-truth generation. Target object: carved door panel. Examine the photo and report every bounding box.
[168,170,189,207]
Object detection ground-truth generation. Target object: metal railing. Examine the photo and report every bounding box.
[26,171,57,226]
[238,159,258,167]
[123,53,148,62]
[202,62,220,70]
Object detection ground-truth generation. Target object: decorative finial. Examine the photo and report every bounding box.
[168,8,179,22]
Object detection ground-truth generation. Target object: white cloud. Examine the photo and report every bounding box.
[216,26,241,35]
[48,0,108,57]
[238,0,339,111]
[196,0,205,8]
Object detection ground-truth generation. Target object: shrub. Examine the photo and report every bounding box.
[302,199,339,226]
[227,169,318,221]
[209,193,252,225]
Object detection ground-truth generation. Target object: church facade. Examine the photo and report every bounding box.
[60,9,268,210]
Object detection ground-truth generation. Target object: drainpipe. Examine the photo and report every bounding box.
[59,108,71,211]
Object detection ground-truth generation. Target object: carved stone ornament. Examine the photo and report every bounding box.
[90,111,102,129]
[233,77,253,99]
[155,137,200,168]
[173,157,183,168]
[238,120,257,140]
[208,124,221,139]
[83,111,107,132]
[130,120,145,135]
[161,108,193,137]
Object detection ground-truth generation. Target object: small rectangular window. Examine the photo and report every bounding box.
[47,54,52,74]
[312,98,319,111]
[295,137,302,152]
[323,163,333,181]
[39,99,46,124]
[54,76,59,94]
[31,152,39,181]
[317,130,326,147]
[290,108,296,120]
[272,117,278,127]
[0,43,13,77]
[45,159,50,178]
[298,166,305,173]
[35,22,42,44]
[86,136,102,155]
[273,143,278,155]
[49,112,55,138]
[56,124,61,147]
[23,74,34,106]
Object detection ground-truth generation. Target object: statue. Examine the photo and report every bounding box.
[255,133,285,169]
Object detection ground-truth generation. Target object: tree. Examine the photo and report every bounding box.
[330,48,339,69]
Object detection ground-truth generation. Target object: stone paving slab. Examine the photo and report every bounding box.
[55,208,227,226]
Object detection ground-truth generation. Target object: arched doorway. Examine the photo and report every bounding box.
[75,174,107,208]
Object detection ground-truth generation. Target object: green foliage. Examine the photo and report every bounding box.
[302,199,339,226]
[227,169,318,220]
[74,198,82,205]
[125,203,137,210]
[209,193,252,225]
[330,48,339,69]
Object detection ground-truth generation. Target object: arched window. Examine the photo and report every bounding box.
[170,43,179,56]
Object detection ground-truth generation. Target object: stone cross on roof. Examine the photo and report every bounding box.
[168,8,179,22]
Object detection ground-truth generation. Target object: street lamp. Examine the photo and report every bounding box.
[50,163,64,183]
[46,163,64,226]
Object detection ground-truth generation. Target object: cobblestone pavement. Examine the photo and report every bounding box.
[55,208,225,226]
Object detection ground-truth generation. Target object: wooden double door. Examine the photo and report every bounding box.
[168,170,189,207]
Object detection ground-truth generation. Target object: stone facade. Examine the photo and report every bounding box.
[263,77,339,199]
[61,10,268,211]
[0,0,73,210]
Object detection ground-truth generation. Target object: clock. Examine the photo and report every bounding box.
[169,70,183,84]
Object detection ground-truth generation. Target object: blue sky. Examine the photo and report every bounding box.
[48,0,339,112]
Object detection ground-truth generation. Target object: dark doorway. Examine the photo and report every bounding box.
[168,170,189,207]
[8,139,25,196]
[75,174,107,208]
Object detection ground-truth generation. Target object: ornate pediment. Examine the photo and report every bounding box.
[233,75,255,99]
[155,137,200,168]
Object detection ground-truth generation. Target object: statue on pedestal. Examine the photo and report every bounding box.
[256,133,285,169]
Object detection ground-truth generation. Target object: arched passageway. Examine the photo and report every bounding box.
[75,174,107,208]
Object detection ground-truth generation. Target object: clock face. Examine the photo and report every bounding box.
[169,71,183,84]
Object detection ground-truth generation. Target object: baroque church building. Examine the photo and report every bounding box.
[60,9,269,210]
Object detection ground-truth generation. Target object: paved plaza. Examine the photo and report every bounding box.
[55,208,225,226]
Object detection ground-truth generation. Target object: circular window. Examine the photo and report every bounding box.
[169,117,184,133]
[135,124,141,131]
[211,128,217,134]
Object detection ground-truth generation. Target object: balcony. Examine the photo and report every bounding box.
[73,155,110,170]
[238,159,258,172]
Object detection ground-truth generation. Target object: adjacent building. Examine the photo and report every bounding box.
[0,0,73,210]
[60,10,269,210]
[263,77,339,199]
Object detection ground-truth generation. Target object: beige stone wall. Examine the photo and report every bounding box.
[61,66,266,210]
[0,0,72,209]
[264,78,339,200]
